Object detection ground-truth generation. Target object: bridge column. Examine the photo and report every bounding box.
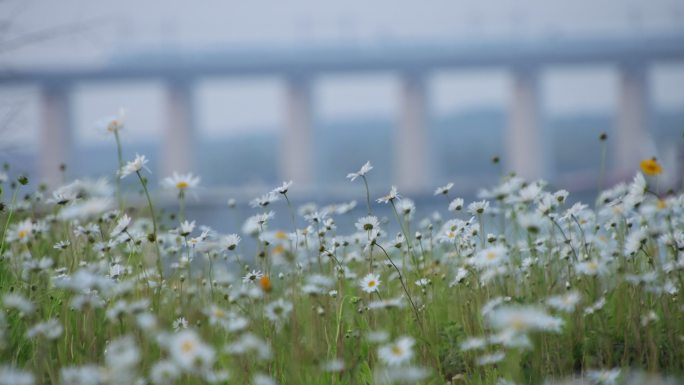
[615,64,652,178]
[39,84,72,188]
[162,79,195,176]
[506,68,548,180]
[281,76,313,185]
[396,73,429,193]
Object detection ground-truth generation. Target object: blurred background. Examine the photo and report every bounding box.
[1,0,683,207]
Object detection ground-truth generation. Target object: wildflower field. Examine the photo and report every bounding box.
[0,119,683,385]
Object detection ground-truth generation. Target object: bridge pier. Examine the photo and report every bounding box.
[162,80,195,177]
[615,64,652,177]
[396,73,430,193]
[281,76,313,185]
[39,84,72,188]
[506,68,548,181]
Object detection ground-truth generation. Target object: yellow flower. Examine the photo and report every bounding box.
[640,158,662,176]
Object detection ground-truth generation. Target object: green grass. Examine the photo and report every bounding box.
[0,158,682,385]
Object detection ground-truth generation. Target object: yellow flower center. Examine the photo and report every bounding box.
[213,309,225,318]
[640,158,663,176]
[181,340,194,353]
[272,244,285,255]
[18,230,28,239]
[656,200,667,209]
[107,120,122,132]
[368,280,376,287]
[510,317,526,331]
[176,181,189,189]
[391,345,403,355]
[275,231,288,240]
[486,251,496,260]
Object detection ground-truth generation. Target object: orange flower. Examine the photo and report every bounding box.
[259,275,272,293]
[640,158,663,176]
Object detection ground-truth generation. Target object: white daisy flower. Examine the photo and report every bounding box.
[3,293,35,315]
[60,365,102,385]
[105,335,140,370]
[377,186,400,204]
[434,182,454,196]
[378,336,415,366]
[110,214,131,237]
[586,368,621,385]
[100,108,126,134]
[168,329,215,372]
[0,365,35,385]
[26,318,63,340]
[47,188,77,205]
[448,198,464,212]
[373,366,429,384]
[467,200,490,216]
[272,181,293,195]
[254,211,275,225]
[346,161,373,181]
[486,305,564,334]
[396,198,415,217]
[476,351,506,366]
[575,259,609,276]
[243,270,264,284]
[459,337,487,352]
[472,245,508,269]
[250,192,280,208]
[178,220,195,237]
[119,154,150,179]
[264,298,293,324]
[162,172,200,191]
[53,240,71,250]
[149,360,180,385]
[518,212,546,234]
[360,273,381,293]
[7,219,34,244]
[172,317,188,332]
[221,234,241,250]
[546,291,581,313]
[355,216,380,232]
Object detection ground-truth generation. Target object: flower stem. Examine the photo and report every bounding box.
[283,193,298,251]
[391,200,417,268]
[361,175,372,215]
[178,190,185,223]
[375,243,422,327]
[136,171,163,282]
[114,130,124,211]
[0,187,20,254]
[598,139,607,193]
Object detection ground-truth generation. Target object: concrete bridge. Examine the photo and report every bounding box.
[2,34,683,191]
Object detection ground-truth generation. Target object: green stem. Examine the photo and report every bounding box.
[375,243,422,327]
[178,190,185,223]
[0,187,20,254]
[114,130,124,211]
[361,175,372,215]
[136,171,163,282]
[391,200,418,269]
[477,213,485,249]
[283,193,298,251]
[598,140,607,193]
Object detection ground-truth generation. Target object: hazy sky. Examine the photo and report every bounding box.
[1,0,683,145]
